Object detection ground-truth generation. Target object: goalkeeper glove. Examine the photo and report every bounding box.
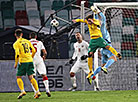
[69,59,74,64]
[91,6,101,14]
[81,55,88,60]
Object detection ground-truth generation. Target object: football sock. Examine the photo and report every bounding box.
[88,57,93,72]
[70,76,77,87]
[43,76,50,92]
[104,59,115,69]
[93,80,99,88]
[17,78,25,92]
[30,78,39,92]
[91,67,101,78]
[31,83,36,93]
[108,46,118,56]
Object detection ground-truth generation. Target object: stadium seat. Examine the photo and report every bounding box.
[4,19,15,29]
[111,42,121,52]
[57,10,69,26]
[135,34,138,41]
[136,41,138,56]
[122,17,135,26]
[111,9,122,27]
[44,10,55,27]
[65,0,72,10]
[27,10,40,19]
[135,25,138,34]
[123,25,134,35]
[134,9,138,18]
[122,34,134,42]
[122,8,135,18]
[2,10,14,19]
[15,10,28,19]
[26,0,38,13]
[29,18,41,26]
[110,26,122,42]
[16,18,29,25]
[40,0,52,16]
[135,18,138,26]
[121,42,134,50]
[13,1,25,13]
[1,1,13,10]
[121,50,135,57]
[52,0,64,11]
[0,17,3,29]
[71,9,80,19]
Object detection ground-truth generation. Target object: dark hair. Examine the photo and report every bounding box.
[30,32,37,38]
[15,29,22,37]
[86,14,93,20]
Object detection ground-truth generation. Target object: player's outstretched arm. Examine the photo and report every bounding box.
[72,19,87,23]
[91,6,101,14]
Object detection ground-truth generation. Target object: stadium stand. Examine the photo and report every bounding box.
[13,1,25,13]
[40,0,52,16]
[25,0,38,13]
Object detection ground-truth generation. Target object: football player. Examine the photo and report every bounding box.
[68,32,99,91]
[30,32,51,97]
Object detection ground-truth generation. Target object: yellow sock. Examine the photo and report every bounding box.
[17,78,24,92]
[88,57,93,73]
[30,78,39,92]
[108,46,118,56]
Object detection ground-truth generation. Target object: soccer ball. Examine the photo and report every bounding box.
[50,19,59,27]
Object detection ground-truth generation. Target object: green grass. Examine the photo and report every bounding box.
[0,90,138,102]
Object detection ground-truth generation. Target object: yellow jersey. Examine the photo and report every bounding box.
[13,38,36,64]
[75,19,102,39]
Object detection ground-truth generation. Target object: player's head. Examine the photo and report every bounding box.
[15,29,23,38]
[29,32,37,39]
[75,32,82,42]
[86,14,93,24]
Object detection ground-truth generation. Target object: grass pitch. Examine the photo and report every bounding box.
[0,90,138,102]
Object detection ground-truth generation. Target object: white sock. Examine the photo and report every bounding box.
[21,89,25,93]
[31,83,36,93]
[43,80,50,92]
[70,76,77,87]
[93,80,99,88]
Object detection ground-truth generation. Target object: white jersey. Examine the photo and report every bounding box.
[72,40,89,62]
[30,39,45,63]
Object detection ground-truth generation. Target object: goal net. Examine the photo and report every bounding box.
[94,2,138,90]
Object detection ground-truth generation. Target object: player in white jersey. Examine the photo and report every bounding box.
[68,32,99,91]
[29,32,51,97]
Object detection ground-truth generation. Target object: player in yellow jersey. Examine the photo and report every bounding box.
[13,29,41,99]
[72,14,122,82]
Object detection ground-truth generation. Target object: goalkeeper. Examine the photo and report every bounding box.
[72,7,122,80]
[89,6,119,81]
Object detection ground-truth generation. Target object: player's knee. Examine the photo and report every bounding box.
[70,72,75,77]
[88,52,94,58]
[105,45,110,50]
[110,56,117,62]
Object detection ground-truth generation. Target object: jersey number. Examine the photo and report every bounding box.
[22,43,29,53]
[32,43,37,52]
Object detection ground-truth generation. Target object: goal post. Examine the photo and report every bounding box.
[92,2,138,90]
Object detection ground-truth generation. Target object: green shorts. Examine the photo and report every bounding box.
[88,37,109,53]
[16,62,35,76]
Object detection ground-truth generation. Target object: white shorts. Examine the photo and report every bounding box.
[33,60,46,76]
[70,61,89,74]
